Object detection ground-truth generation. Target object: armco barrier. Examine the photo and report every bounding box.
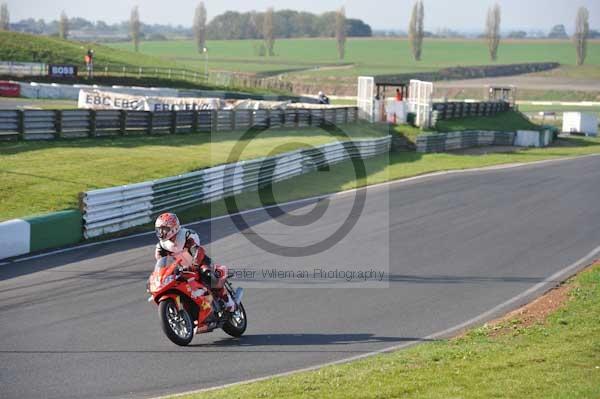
[0,107,358,141]
[416,131,517,153]
[431,101,510,123]
[416,130,554,153]
[81,136,391,238]
[0,210,83,260]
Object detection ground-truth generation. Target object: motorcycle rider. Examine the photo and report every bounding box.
[154,212,236,312]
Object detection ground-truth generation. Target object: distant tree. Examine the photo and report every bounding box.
[130,6,141,52]
[147,33,167,41]
[574,7,589,66]
[346,18,372,37]
[59,11,69,39]
[193,2,207,53]
[590,30,600,39]
[485,3,501,61]
[335,7,346,59]
[0,2,9,31]
[408,0,424,61]
[263,7,275,56]
[548,24,568,39]
[507,30,527,39]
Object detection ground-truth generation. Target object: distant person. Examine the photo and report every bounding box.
[318,91,330,105]
[395,88,403,101]
[85,49,94,79]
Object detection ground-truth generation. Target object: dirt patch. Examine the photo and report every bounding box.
[486,282,572,337]
[453,260,600,340]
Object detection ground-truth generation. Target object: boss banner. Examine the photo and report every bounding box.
[48,64,78,78]
[78,89,224,111]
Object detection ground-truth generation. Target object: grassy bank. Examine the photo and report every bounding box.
[434,110,541,132]
[0,31,177,68]
[0,123,385,221]
[173,261,600,399]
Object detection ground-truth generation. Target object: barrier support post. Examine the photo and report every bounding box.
[119,110,127,135]
[147,111,154,135]
[89,110,96,137]
[54,110,62,139]
[170,110,177,134]
[17,110,24,140]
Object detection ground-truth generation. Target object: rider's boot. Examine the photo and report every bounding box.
[219,289,236,312]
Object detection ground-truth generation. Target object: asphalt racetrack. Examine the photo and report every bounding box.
[1,155,600,399]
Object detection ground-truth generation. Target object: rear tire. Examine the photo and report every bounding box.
[223,302,247,337]
[158,299,194,346]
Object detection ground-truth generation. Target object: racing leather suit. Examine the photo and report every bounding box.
[155,227,234,311]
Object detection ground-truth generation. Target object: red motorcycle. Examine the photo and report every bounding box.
[147,256,247,346]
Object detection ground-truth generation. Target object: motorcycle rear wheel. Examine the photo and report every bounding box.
[158,299,194,346]
[223,302,247,337]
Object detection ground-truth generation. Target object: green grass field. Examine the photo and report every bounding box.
[0,31,179,69]
[109,38,600,81]
[172,261,600,399]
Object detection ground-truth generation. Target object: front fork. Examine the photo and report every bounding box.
[174,295,183,311]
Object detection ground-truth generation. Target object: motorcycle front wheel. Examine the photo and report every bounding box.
[158,299,194,346]
[223,302,247,337]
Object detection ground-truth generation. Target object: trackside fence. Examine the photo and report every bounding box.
[431,101,510,124]
[416,131,516,152]
[81,136,391,238]
[0,107,358,141]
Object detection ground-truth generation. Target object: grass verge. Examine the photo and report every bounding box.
[0,123,385,221]
[171,261,600,399]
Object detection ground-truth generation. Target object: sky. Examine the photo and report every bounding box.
[4,0,599,32]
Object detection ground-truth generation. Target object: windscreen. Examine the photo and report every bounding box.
[154,256,176,272]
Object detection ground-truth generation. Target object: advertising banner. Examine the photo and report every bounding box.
[48,64,78,78]
[77,89,224,111]
[0,81,20,97]
[0,61,46,77]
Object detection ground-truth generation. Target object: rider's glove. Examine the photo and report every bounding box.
[175,266,186,282]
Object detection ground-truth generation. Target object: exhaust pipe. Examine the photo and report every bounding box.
[234,287,244,305]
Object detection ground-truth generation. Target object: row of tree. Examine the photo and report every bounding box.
[407,1,591,65]
[203,9,371,40]
[0,5,371,41]
[191,4,349,59]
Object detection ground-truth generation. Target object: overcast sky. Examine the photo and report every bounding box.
[4,0,599,31]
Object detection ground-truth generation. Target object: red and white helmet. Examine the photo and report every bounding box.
[155,213,180,240]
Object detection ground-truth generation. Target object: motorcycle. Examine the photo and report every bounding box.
[147,255,247,346]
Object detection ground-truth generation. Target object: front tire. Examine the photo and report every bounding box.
[223,302,247,337]
[158,299,194,346]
